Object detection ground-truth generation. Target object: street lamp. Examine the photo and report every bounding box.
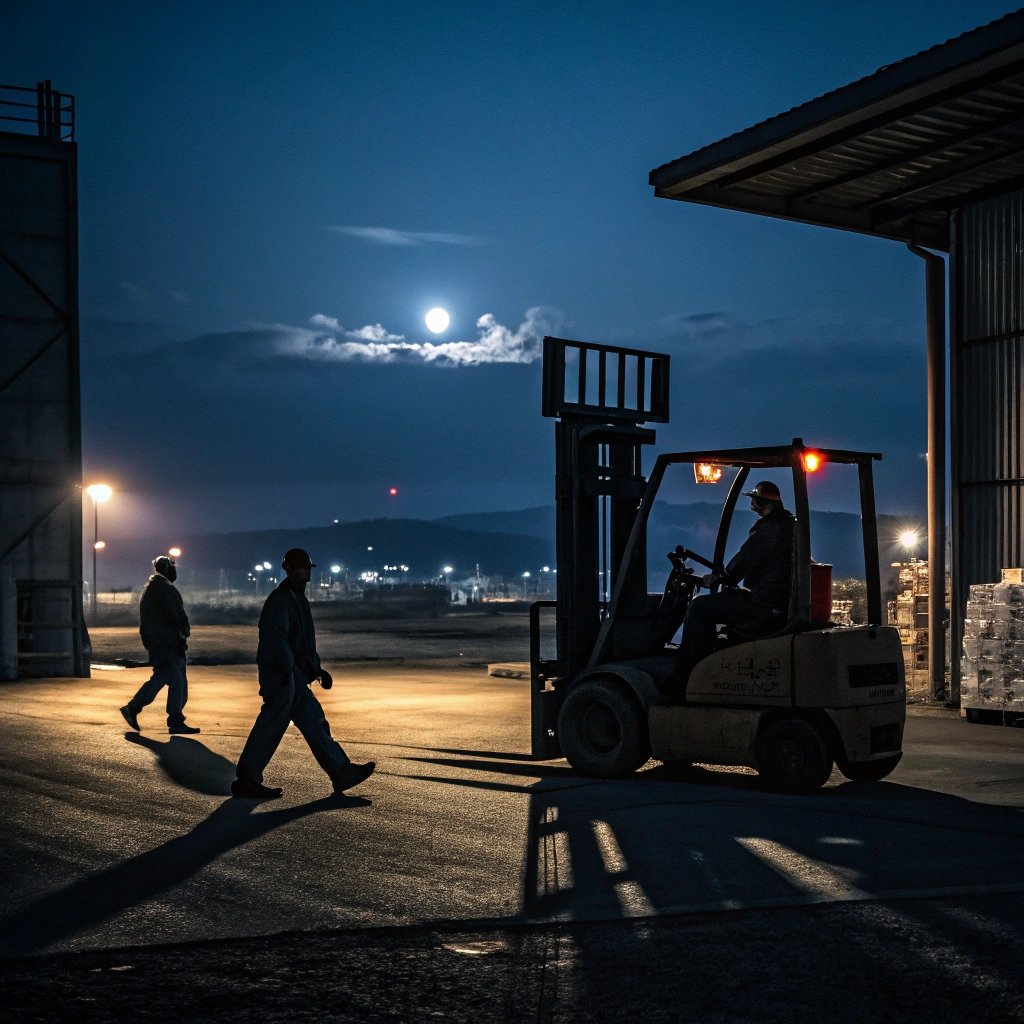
[899,530,920,559]
[85,483,112,622]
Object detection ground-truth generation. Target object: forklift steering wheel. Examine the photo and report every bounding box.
[667,546,725,596]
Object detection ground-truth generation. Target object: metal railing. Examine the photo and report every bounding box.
[0,81,75,141]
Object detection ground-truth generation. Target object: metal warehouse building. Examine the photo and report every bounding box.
[650,10,1024,702]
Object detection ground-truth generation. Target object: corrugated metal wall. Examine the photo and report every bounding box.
[0,128,88,679]
[950,191,1024,695]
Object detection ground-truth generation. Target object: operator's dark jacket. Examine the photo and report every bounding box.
[139,573,190,652]
[256,576,321,685]
[721,504,795,612]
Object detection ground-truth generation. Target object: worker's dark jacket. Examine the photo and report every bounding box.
[722,505,795,612]
[139,573,190,652]
[256,576,321,685]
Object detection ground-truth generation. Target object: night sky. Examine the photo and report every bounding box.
[6,2,1018,541]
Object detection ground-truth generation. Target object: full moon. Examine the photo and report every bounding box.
[425,307,450,334]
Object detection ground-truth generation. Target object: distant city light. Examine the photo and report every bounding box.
[168,547,181,557]
[94,540,106,550]
[330,564,341,573]
[389,486,398,496]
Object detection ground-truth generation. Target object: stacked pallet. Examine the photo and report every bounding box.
[961,574,1024,710]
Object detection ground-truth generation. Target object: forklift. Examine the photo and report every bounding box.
[529,337,905,792]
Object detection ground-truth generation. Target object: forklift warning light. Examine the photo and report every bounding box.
[694,463,724,484]
[801,450,825,473]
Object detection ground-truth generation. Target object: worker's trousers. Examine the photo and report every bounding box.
[673,589,775,692]
[127,647,189,728]
[235,667,351,786]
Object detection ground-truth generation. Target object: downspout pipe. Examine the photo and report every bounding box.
[908,243,947,702]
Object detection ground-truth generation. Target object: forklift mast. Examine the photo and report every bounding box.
[530,337,670,757]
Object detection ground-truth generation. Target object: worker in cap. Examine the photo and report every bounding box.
[232,547,375,799]
[672,480,795,693]
[742,481,782,503]
[120,554,197,734]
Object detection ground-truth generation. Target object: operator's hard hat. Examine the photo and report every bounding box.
[742,481,782,502]
[282,547,316,569]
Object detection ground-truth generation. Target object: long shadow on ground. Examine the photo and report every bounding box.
[0,794,369,957]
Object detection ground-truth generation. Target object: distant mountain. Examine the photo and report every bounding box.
[100,503,910,593]
[645,502,909,581]
[441,502,907,580]
[436,506,554,539]
[100,518,555,591]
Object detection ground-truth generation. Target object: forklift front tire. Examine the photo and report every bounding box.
[755,717,833,792]
[558,678,650,778]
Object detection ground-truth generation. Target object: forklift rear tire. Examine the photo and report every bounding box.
[755,718,833,792]
[558,678,650,778]
[838,754,901,783]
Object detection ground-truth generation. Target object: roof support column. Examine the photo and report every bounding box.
[908,243,947,702]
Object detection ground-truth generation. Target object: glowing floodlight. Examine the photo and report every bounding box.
[899,530,920,554]
[801,450,825,473]
[694,463,724,484]
[86,483,113,504]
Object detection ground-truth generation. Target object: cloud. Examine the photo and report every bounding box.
[119,280,152,302]
[117,280,190,306]
[286,306,560,366]
[121,307,563,379]
[328,225,484,247]
[658,309,917,361]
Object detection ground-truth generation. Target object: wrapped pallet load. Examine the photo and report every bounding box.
[961,572,1024,712]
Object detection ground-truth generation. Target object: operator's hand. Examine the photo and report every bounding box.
[319,668,334,690]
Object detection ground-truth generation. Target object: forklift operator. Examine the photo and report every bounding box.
[671,480,795,692]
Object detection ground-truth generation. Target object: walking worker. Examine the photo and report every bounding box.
[231,547,374,799]
[120,555,198,735]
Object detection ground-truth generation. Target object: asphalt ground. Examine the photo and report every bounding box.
[2,618,1024,1022]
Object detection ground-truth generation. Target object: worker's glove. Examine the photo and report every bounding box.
[319,669,333,690]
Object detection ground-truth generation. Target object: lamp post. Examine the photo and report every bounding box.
[899,530,920,560]
[85,483,112,622]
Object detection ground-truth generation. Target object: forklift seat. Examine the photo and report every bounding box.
[721,616,785,646]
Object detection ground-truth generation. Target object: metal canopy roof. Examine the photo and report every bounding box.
[649,10,1024,250]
